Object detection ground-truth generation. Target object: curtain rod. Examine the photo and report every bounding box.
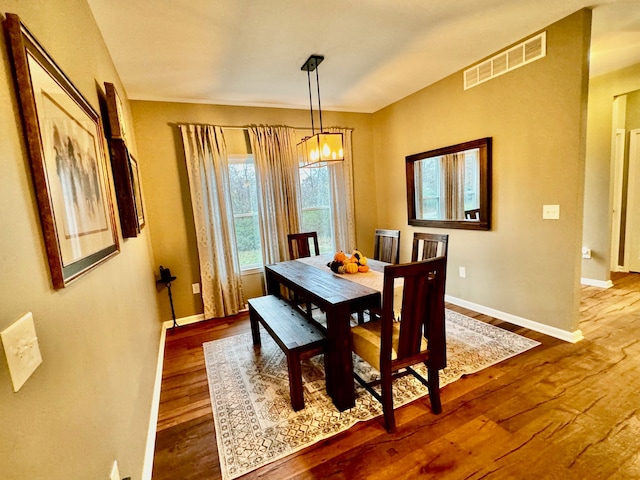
[174,122,352,131]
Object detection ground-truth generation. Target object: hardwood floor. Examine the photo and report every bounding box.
[152,273,640,479]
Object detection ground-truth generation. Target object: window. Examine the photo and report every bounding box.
[298,166,335,254]
[228,155,336,269]
[419,156,441,220]
[463,149,480,211]
[228,154,263,270]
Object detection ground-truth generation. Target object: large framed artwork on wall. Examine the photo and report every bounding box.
[4,13,119,288]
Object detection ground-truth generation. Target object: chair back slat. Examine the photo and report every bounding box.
[288,232,320,260]
[374,229,401,264]
[380,256,447,369]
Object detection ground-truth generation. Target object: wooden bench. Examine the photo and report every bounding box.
[248,295,326,411]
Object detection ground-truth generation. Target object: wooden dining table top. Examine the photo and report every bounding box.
[265,254,385,306]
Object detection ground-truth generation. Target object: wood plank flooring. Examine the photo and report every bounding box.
[152,273,640,479]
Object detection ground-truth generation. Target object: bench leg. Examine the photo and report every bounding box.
[249,306,261,346]
[287,351,304,411]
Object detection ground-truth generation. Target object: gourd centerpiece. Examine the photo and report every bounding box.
[327,250,370,274]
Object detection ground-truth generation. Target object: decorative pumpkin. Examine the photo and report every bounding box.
[358,265,369,273]
[359,256,368,266]
[334,251,347,262]
[328,260,343,273]
[345,262,359,274]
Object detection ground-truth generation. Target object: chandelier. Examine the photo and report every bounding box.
[297,55,344,168]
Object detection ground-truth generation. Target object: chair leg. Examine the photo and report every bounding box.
[381,370,396,433]
[357,311,365,324]
[287,352,305,411]
[427,364,442,414]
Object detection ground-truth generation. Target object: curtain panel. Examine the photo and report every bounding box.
[327,127,356,252]
[179,124,245,318]
[440,152,466,220]
[248,126,301,264]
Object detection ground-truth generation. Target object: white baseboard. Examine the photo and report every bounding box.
[580,277,614,288]
[161,313,206,329]
[142,322,169,480]
[445,295,584,343]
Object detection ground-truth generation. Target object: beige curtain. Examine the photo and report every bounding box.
[248,126,301,264]
[179,124,245,318]
[440,152,465,220]
[327,127,356,252]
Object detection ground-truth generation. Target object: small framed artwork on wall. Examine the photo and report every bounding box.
[4,13,119,288]
[103,82,143,238]
[104,81,127,143]
[129,154,146,230]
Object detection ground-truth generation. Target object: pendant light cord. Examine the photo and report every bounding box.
[315,67,323,133]
[307,69,315,135]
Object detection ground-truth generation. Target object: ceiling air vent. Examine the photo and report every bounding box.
[464,32,546,90]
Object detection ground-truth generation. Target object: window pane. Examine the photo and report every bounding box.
[228,155,262,269]
[421,156,441,219]
[464,149,480,211]
[299,166,335,253]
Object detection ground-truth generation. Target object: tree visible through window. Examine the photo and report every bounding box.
[298,166,334,254]
[228,154,262,269]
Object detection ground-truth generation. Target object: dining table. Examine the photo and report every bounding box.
[264,253,388,411]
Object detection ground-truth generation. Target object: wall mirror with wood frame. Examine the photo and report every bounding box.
[406,137,492,231]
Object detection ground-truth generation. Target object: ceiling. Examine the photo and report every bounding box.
[87,0,640,114]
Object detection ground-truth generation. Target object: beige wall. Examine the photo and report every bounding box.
[627,89,640,130]
[0,2,160,479]
[583,63,640,280]
[371,10,592,334]
[130,101,375,317]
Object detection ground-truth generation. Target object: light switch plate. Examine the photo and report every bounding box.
[542,204,560,219]
[1,312,42,392]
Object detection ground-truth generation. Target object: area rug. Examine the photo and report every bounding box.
[203,310,540,479]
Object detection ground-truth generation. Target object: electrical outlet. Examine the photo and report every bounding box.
[542,204,560,219]
[1,312,42,392]
[459,267,466,278]
[192,283,200,294]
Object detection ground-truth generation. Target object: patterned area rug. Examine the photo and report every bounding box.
[203,310,540,479]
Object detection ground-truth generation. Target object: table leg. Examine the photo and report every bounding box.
[324,303,355,411]
[265,269,279,297]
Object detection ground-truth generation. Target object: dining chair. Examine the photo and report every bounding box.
[287,231,320,318]
[464,208,480,220]
[287,232,320,260]
[411,232,449,262]
[350,256,447,432]
[373,229,401,264]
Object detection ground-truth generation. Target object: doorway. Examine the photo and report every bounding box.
[610,90,640,273]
